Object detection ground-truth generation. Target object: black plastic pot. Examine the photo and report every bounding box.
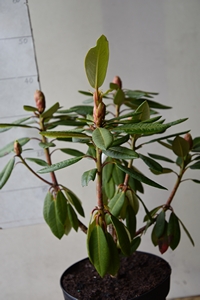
[60,252,171,300]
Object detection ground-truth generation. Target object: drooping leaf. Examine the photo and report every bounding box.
[126,205,136,239]
[67,204,79,231]
[143,206,163,222]
[178,218,195,246]
[38,156,83,173]
[139,154,163,172]
[148,153,174,163]
[55,191,68,225]
[104,176,115,199]
[92,128,113,150]
[125,189,139,214]
[116,164,167,190]
[85,35,109,89]
[189,161,200,170]
[172,136,190,157]
[43,192,65,239]
[81,168,97,186]
[108,191,125,218]
[105,232,120,276]
[114,89,125,106]
[0,157,15,189]
[103,146,138,159]
[0,137,30,157]
[63,188,85,217]
[192,137,200,152]
[167,212,181,250]
[102,158,114,183]
[154,210,166,238]
[88,224,110,277]
[110,215,131,256]
[112,163,125,185]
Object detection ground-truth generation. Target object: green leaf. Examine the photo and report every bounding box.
[125,189,139,214]
[0,117,31,133]
[189,161,200,170]
[130,237,141,253]
[56,191,68,225]
[154,210,166,238]
[85,35,109,89]
[192,137,200,152]
[111,134,129,147]
[110,215,131,256]
[139,153,163,172]
[63,188,85,217]
[102,158,114,183]
[178,218,195,246]
[105,232,120,276]
[23,105,37,112]
[108,191,125,218]
[144,130,190,145]
[43,192,65,239]
[41,102,60,119]
[103,146,138,159]
[39,141,56,148]
[88,224,110,277]
[40,130,89,139]
[135,101,150,121]
[38,156,83,173]
[81,168,97,186]
[62,105,93,116]
[148,153,174,163]
[0,137,30,157]
[143,206,163,222]
[67,204,79,231]
[116,164,167,190]
[126,205,136,239]
[113,122,170,135]
[114,89,125,105]
[92,128,113,150]
[172,136,190,157]
[60,148,85,157]
[104,177,115,199]
[25,157,49,167]
[112,163,125,185]
[167,212,181,250]
[0,157,15,189]
[192,179,200,184]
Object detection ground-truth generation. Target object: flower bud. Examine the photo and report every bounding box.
[34,90,46,113]
[184,133,193,150]
[14,140,22,156]
[112,76,122,89]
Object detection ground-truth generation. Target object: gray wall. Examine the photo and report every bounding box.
[1,1,200,299]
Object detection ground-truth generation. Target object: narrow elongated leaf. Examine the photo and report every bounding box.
[178,218,195,246]
[85,35,109,89]
[112,164,125,185]
[23,105,37,112]
[25,157,49,167]
[139,154,163,172]
[0,117,31,133]
[126,205,136,239]
[143,206,163,222]
[43,192,65,239]
[88,224,110,277]
[108,191,125,217]
[167,212,181,250]
[38,156,83,173]
[81,168,97,186]
[105,232,120,276]
[40,130,89,139]
[111,215,131,255]
[0,158,15,189]
[125,189,139,214]
[67,204,79,231]
[116,164,167,190]
[0,138,30,157]
[114,122,169,135]
[104,177,115,199]
[192,179,200,184]
[111,134,129,147]
[148,153,174,163]
[144,130,190,145]
[92,128,113,150]
[172,136,189,157]
[154,210,166,238]
[192,137,200,152]
[41,102,60,119]
[39,141,56,148]
[62,105,93,116]
[131,237,141,253]
[60,148,85,157]
[64,188,85,217]
[189,161,200,170]
[56,191,68,225]
[102,158,114,183]
[103,146,138,159]
[135,101,150,121]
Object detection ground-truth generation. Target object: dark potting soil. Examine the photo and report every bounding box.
[61,251,171,300]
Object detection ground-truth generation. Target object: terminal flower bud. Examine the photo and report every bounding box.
[14,140,22,156]
[112,76,122,89]
[34,90,46,113]
[184,133,193,150]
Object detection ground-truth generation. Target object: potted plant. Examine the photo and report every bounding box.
[0,35,199,299]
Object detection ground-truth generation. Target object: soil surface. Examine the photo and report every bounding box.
[61,251,171,300]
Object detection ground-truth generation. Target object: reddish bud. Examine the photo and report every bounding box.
[112,76,122,89]
[14,140,22,156]
[184,133,193,150]
[34,90,46,113]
